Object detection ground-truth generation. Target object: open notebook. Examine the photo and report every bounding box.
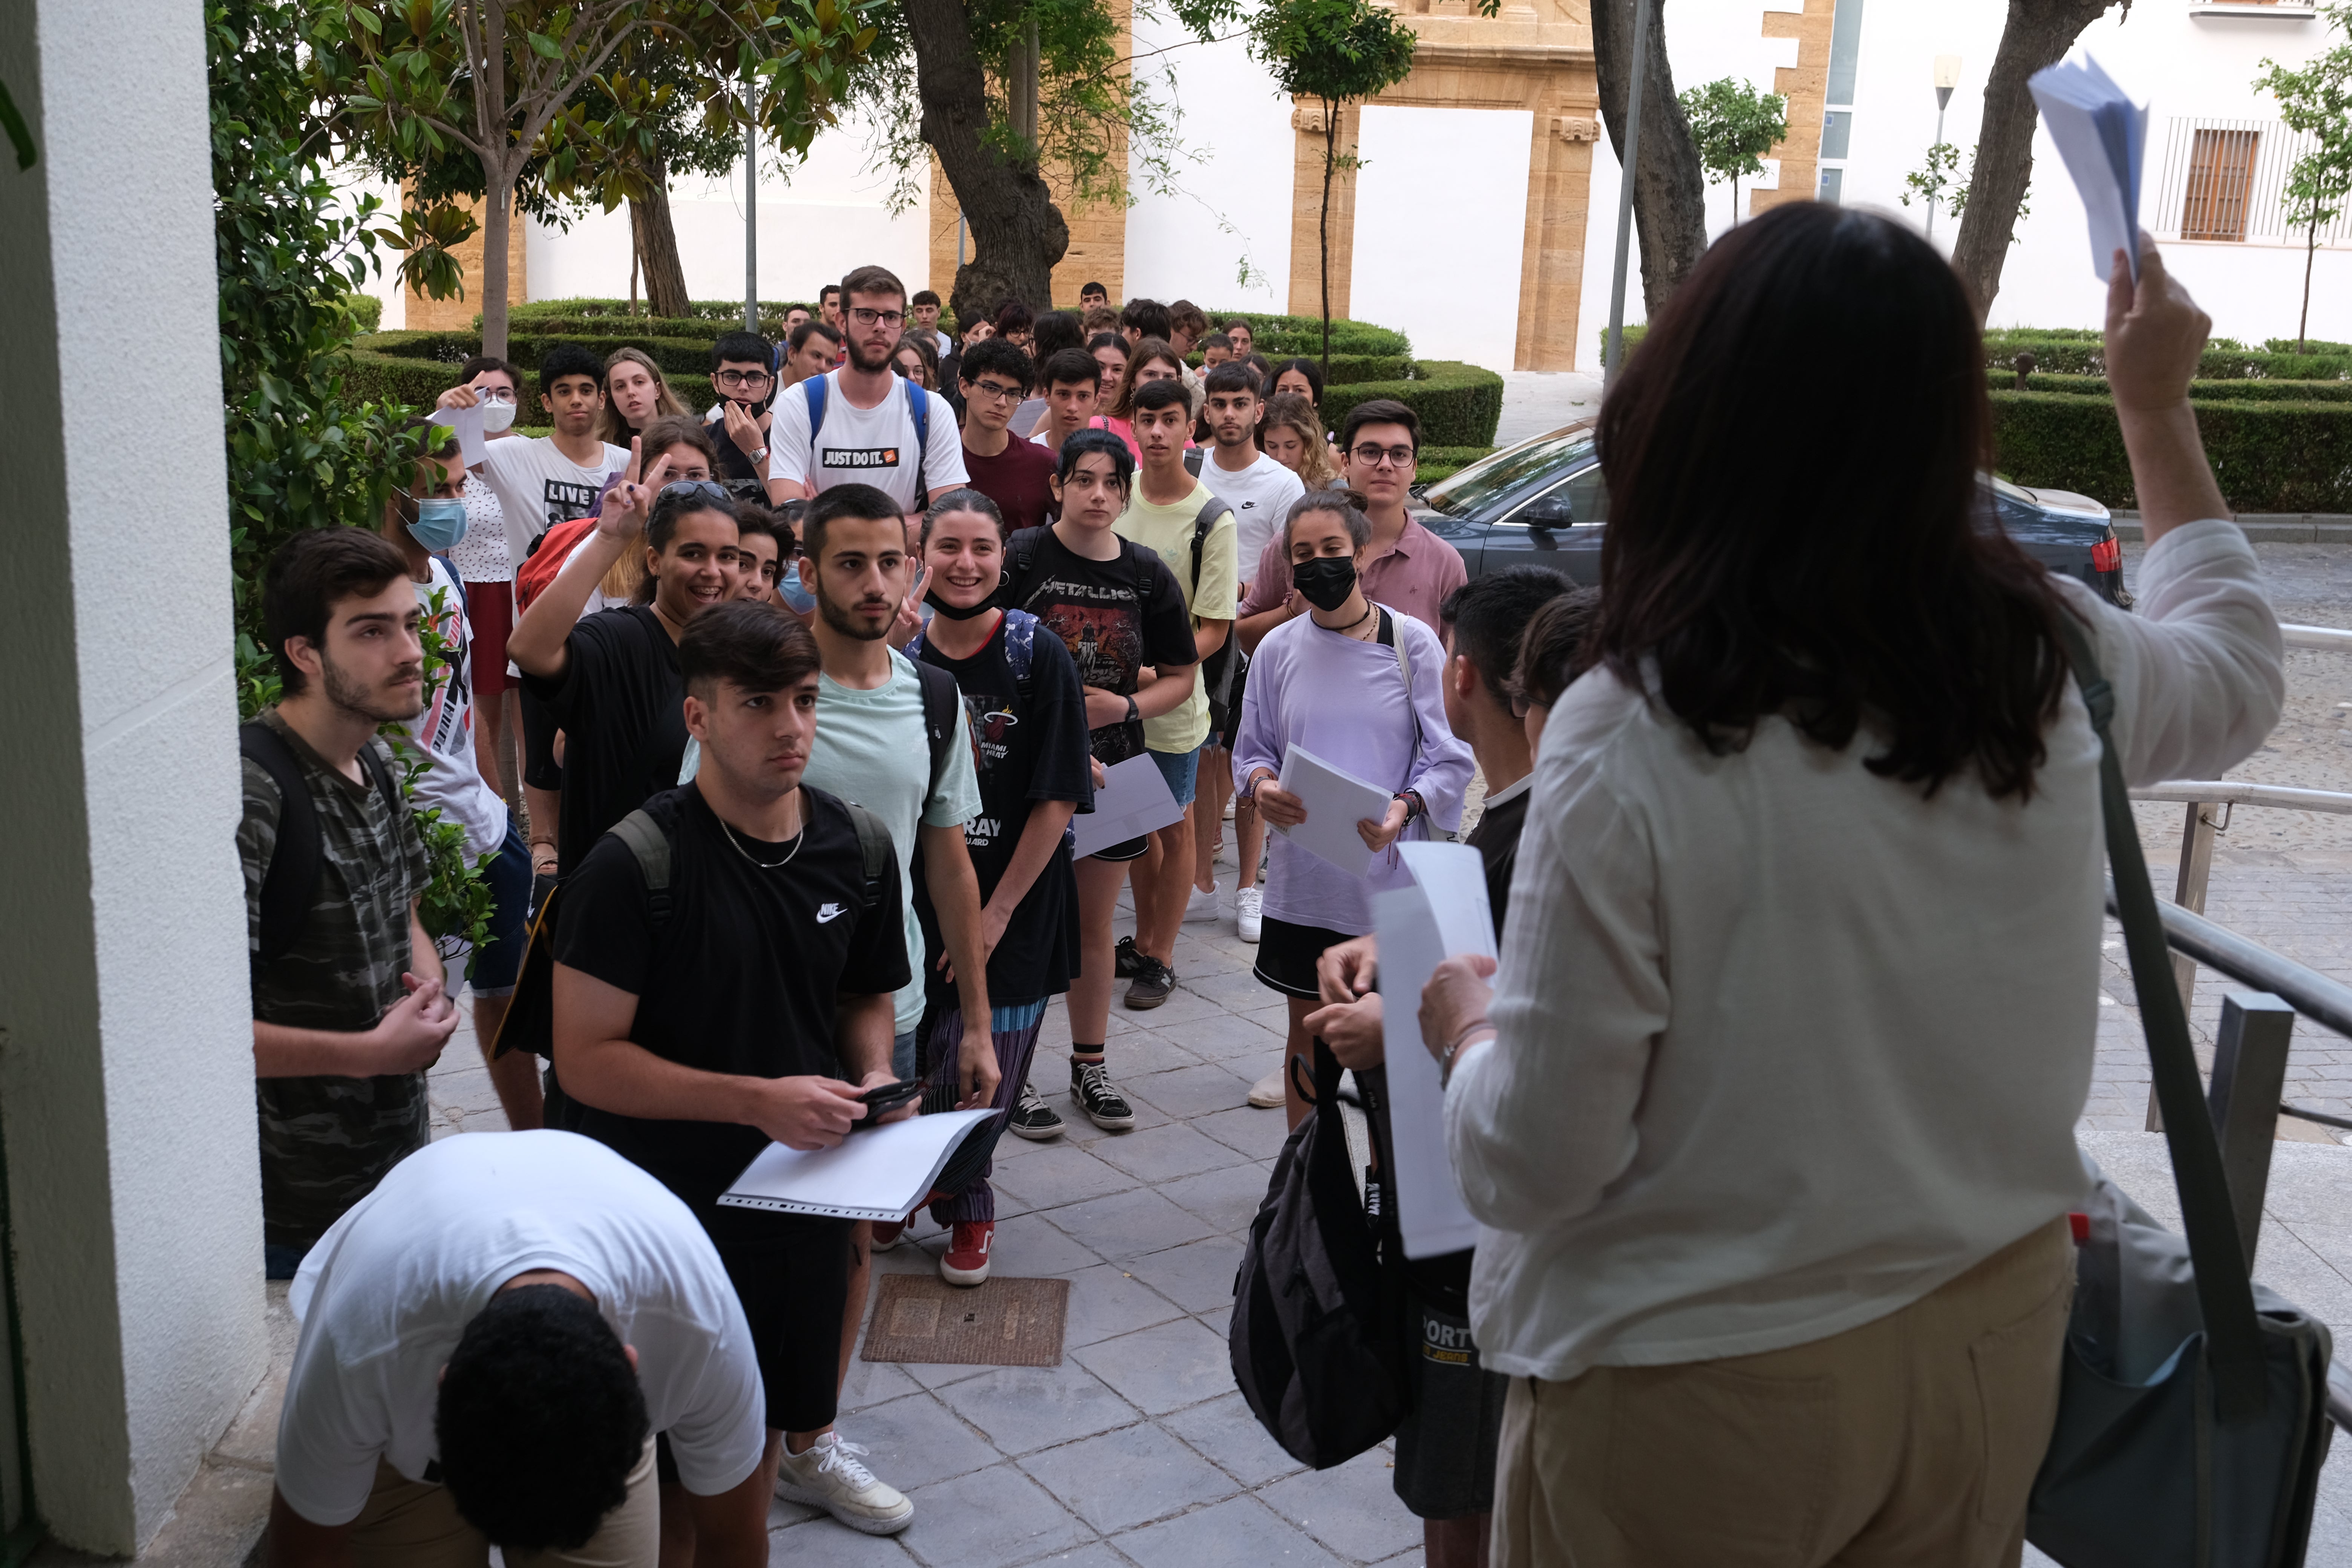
[717,1109,1000,1222]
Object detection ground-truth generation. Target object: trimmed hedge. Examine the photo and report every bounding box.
[1992,389,2352,511]
[1325,361,1504,449]
[1416,445,1493,484]
[1988,369,2352,405]
[1985,331,2352,382]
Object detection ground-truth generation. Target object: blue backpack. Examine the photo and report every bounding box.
[802,372,931,499]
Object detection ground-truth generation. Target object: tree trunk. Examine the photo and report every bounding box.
[481,168,515,361]
[1321,106,1334,382]
[2302,219,2318,352]
[631,148,691,319]
[1950,0,2120,320]
[906,0,1069,329]
[1590,0,1708,315]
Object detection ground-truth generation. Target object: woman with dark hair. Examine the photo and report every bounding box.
[1419,209,2283,1565]
[1098,337,1187,461]
[1269,356,1323,410]
[992,298,1035,354]
[892,332,939,390]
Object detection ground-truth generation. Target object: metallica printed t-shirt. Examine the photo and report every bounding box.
[765,369,968,513]
[912,611,1093,1003]
[1003,527,1198,767]
[480,435,630,570]
[554,785,910,1211]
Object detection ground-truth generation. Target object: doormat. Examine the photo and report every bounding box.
[861,1274,1070,1367]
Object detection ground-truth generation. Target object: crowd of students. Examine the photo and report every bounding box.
[243,213,2278,1568]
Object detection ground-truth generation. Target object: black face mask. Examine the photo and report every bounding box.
[924,580,1003,620]
[1292,555,1358,613]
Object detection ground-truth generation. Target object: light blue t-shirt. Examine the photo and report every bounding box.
[802,649,982,1035]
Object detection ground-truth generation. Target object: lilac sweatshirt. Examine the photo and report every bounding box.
[1233,608,1475,935]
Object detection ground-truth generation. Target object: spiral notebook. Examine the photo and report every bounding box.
[716,1109,1000,1221]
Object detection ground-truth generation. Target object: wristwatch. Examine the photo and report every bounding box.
[749,444,769,464]
[1124,694,1140,726]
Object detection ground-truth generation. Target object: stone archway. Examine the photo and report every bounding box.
[1284,2,1600,371]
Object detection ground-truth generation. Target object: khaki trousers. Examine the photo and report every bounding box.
[348,1436,660,1568]
[1493,1218,2075,1568]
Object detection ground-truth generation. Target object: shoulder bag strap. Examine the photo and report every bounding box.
[803,374,827,444]
[2054,610,2269,1419]
[907,380,929,501]
[240,720,321,968]
[844,801,893,912]
[609,808,675,928]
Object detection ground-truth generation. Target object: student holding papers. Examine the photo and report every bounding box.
[1233,491,1472,1125]
[999,430,1200,1134]
[551,601,930,1539]
[1303,568,1575,1568]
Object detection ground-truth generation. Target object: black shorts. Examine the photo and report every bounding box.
[1392,1277,1508,1519]
[700,1208,855,1435]
[518,681,564,792]
[1089,835,1150,864]
[1253,916,1354,1000]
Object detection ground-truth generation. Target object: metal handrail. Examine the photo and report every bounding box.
[2283,623,2352,652]
[2109,884,2352,1040]
[2132,781,2352,814]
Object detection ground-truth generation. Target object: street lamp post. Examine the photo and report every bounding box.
[1928,54,1962,240]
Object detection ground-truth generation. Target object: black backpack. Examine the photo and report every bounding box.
[492,795,894,1063]
[239,719,406,972]
[1230,1042,1408,1468]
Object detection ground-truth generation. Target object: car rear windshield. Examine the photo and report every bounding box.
[1421,432,1597,518]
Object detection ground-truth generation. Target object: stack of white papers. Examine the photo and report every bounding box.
[2029,55,2146,283]
[718,1110,999,1222]
[1274,745,1394,877]
[1069,753,1184,860]
[1373,842,1498,1260]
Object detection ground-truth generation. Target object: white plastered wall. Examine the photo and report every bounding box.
[0,0,267,1550]
[1121,22,1295,314]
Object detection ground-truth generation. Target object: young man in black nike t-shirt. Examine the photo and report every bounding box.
[551,600,921,1540]
[1302,565,1574,1568]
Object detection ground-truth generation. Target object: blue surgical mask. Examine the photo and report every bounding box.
[779,559,816,614]
[408,497,468,551]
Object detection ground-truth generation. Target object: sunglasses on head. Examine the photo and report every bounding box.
[657,480,733,505]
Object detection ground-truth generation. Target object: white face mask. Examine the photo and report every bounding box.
[479,399,517,434]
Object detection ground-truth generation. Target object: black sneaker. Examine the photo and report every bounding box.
[1007,1082,1066,1141]
[1123,956,1175,1010]
[1113,934,1142,978]
[1070,1061,1135,1130]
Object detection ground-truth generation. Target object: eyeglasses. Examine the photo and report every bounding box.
[657,480,733,505]
[849,306,905,328]
[471,386,517,404]
[966,379,1024,403]
[714,369,773,390]
[1350,444,1416,469]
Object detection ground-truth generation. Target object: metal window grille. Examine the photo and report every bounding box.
[2154,116,2352,245]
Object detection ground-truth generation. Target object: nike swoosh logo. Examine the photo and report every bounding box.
[816,903,847,924]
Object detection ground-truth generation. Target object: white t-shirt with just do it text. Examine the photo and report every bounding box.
[766,369,967,513]
[278,1131,765,1525]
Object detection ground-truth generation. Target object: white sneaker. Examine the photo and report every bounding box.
[1236,886,1263,943]
[775,1431,914,1535]
[1249,1069,1286,1109]
[1184,880,1221,922]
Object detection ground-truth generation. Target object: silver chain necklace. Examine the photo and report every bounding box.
[717,813,805,870]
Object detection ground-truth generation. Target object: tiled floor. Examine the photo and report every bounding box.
[423,880,1429,1567]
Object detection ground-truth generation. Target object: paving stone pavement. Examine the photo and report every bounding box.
[395,539,2352,1566]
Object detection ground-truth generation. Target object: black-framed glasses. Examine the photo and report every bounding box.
[714,369,773,389]
[1351,443,1416,469]
[966,378,1024,403]
[657,480,733,505]
[849,306,905,328]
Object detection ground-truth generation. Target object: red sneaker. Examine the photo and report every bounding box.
[870,1220,905,1252]
[940,1221,993,1286]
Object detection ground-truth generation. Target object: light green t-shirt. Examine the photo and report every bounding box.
[1116,476,1239,755]
[802,649,983,1035]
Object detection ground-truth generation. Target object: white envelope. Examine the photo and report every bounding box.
[1069,753,1184,860]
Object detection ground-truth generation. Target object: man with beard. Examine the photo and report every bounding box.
[766,265,967,514]
[793,484,995,1509]
[241,528,456,1279]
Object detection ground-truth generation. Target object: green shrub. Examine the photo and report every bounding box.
[337,291,382,333]
[507,296,813,331]
[1990,389,2352,511]
[1984,331,2352,382]
[1592,322,1649,361]
[1324,361,1504,449]
[1415,445,1493,484]
[1987,369,2352,404]
[2264,338,2352,355]
[1206,309,1411,358]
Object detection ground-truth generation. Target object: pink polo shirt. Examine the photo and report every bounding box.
[1236,514,1470,630]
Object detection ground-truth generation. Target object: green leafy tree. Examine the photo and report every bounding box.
[2257,10,2352,352]
[1677,76,1786,227]
[1249,0,1424,378]
[306,0,883,359]
[213,0,490,945]
[1901,141,1961,225]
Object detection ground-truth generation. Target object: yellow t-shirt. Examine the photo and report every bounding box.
[1115,476,1239,754]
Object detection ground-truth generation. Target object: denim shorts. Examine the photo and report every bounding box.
[1149,742,1205,810]
[461,818,532,997]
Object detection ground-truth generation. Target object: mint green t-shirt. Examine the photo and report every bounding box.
[802,649,982,1035]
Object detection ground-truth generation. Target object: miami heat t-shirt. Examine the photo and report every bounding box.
[1001,526,1197,766]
